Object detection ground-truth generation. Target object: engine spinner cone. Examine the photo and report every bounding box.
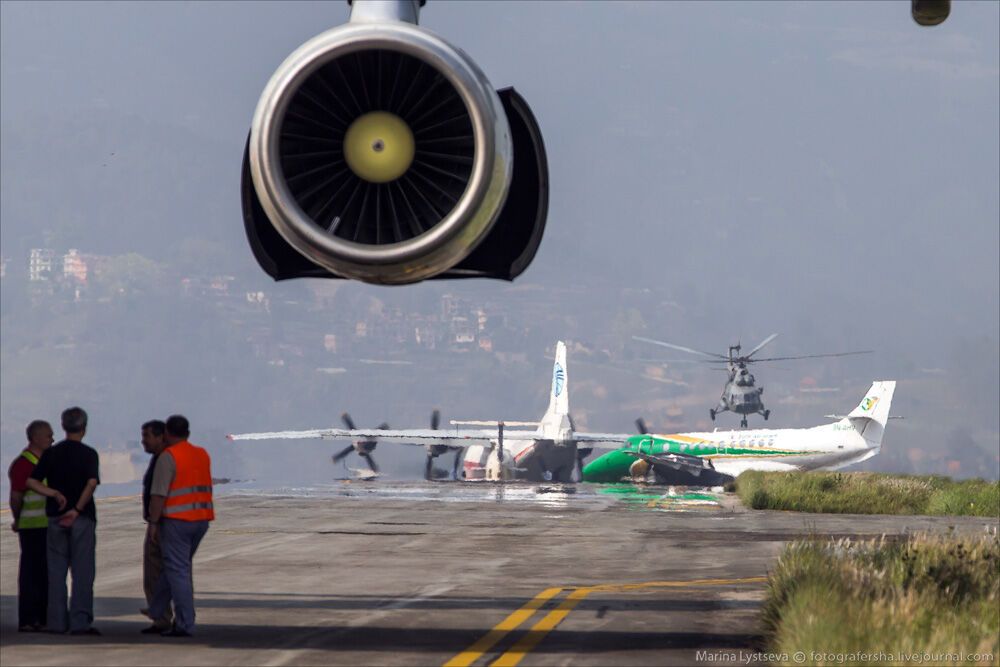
[343,111,415,183]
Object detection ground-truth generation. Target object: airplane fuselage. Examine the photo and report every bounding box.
[463,438,578,482]
[582,421,879,483]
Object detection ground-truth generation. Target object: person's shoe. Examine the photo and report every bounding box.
[139,607,150,617]
[161,628,193,637]
[18,625,39,633]
[140,625,168,634]
[69,627,102,636]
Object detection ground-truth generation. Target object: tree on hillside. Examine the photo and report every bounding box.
[93,253,165,296]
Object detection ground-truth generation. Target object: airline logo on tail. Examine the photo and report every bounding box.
[553,363,565,397]
[860,396,879,412]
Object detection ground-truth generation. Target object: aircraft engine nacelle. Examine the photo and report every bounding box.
[911,0,950,26]
[242,1,548,285]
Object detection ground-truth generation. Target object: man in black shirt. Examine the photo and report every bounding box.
[27,407,101,635]
[139,420,172,633]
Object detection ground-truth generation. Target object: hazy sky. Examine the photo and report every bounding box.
[1,1,998,480]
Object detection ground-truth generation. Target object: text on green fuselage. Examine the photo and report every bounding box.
[622,435,801,458]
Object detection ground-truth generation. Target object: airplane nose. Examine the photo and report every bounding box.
[580,453,606,478]
[581,451,622,482]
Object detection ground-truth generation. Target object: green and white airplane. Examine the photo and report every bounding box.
[582,381,896,484]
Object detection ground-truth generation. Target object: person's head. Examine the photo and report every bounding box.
[164,414,190,445]
[26,420,54,453]
[141,420,167,455]
[61,407,88,439]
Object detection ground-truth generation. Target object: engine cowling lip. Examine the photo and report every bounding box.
[249,22,511,281]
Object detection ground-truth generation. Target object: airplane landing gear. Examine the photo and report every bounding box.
[763,410,770,421]
[710,409,716,421]
[740,417,748,428]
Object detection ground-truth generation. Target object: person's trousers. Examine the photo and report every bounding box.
[143,526,173,627]
[149,519,209,634]
[17,528,48,627]
[46,516,96,633]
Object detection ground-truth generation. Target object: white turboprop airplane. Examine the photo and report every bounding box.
[227,341,635,482]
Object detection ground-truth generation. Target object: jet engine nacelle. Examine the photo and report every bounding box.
[242,0,548,285]
[911,0,950,26]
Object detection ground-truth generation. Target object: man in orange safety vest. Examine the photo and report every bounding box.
[146,414,214,637]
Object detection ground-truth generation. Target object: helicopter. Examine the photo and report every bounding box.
[632,334,872,428]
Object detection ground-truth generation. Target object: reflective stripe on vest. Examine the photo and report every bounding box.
[162,442,214,522]
[18,450,48,530]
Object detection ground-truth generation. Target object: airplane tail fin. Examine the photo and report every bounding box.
[845,381,896,446]
[545,341,569,418]
[538,341,570,436]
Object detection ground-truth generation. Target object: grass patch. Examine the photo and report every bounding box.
[732,471,999,516]
[762,533,999,665]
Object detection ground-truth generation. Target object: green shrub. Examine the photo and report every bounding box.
[763,534,1000,665]
[734,472,1000,516]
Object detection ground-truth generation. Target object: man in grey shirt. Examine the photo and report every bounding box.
[146,415,214,637]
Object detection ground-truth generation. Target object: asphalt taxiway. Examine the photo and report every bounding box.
[1,482,995,666]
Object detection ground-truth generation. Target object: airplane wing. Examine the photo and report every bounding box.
[226,427,539,442]
[572,432,635,446]
[625,450,715,476]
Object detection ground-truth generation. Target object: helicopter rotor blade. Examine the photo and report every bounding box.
[749,350,874,363]
[632,336,729,360]
[745,333,779,358]
[640,359,707,365]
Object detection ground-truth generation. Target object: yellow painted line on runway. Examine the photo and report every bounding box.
[591,575,767,594]
[443,587,563,667]
[489,586,594,667]
[451,576,767,667]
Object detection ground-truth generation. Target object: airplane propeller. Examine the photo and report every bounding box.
[334,412,388,474]
[423,409,464,481]
[423,409,440,480]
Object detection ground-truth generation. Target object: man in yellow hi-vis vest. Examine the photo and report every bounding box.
[7,420,54,631]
